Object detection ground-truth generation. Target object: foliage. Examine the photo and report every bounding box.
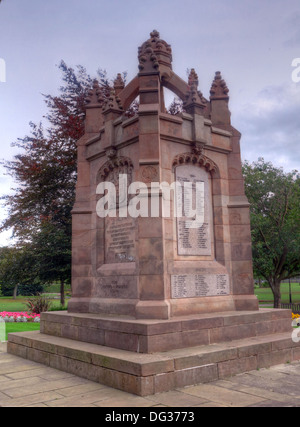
[0,62,112,302]
[168,97,184,115]
[25,294,52,315]
[0,246,43,297]
[18,282,44,297]
[243,158,300,308]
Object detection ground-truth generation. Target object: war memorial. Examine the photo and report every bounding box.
[7,31,300,396]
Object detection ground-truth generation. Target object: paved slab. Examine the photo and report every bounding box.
[0,344,300,407]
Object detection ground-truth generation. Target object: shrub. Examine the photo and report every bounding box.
[25,294,52,315]
[18,283,44,296]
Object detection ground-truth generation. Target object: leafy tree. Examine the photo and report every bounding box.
[31,221,71,306]
[1,62,110,302]
[243,158,300,308]
[168,97,184,115]
[0,246,43,298]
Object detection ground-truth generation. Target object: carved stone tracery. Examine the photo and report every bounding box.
[172,152,218,175]
[97,156,134,183]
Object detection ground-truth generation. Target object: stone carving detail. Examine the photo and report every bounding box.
[183,68,207,112]
[97,156,134,182]
[188,68,199,87]
[210,71,229,100]
[114,73,125,93]
[138,30,173,72]
[102,89,124,114]
[106,147,117,160]
[98,157,134,214]
[140,165,158,183]
[191,142,205,156]
[85,79,104,107]
[172,152,218,175]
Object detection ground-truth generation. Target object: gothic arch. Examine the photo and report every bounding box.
[172,152,220,178]
[96,156,134,184]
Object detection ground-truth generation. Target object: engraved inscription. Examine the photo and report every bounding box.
[106,217,136,263]
[175,165,212,256]
[171,274,230,299]
[97,276,138,299]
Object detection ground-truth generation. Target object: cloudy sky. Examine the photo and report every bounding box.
[0,0,299,245]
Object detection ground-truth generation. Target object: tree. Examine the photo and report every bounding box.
[31,221,71,306]
[0,246,43,298]
[243,158,300,308]
[168,97,183,115]
[1,62,111,301]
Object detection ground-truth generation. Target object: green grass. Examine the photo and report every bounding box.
[0,296,68,312]
[4,323,40,341]
[0,297,29,312]
[255,282,300,304]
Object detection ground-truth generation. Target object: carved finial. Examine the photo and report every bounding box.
[188,69,199,88]
[85,79,104,107]
[114,73,125,92]
[183,83,207,114]
[138,30,172,73]
[150,29,160,39]
[138,44,159,72]
[210,71,229,100]
[102,89,124,114]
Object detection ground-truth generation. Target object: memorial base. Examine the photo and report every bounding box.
[68,294,259,320]
[7,309,300,396]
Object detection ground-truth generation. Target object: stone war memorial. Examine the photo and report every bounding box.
[8,31,300,396]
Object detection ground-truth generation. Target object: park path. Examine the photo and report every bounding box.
[0,342,300,407]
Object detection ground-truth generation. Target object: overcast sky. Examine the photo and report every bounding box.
[0,0,299,245]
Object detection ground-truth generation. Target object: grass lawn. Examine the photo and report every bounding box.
[255,282,300,304]
[0,296,68,312]
[4,323,40,341]
[0,297,29,312]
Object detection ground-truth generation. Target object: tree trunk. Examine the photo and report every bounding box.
[13,284,18,300]
[60,279,65,307]
[272,280,282,309]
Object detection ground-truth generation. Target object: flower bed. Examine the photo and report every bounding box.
[0,312,40,323]
[292,313,300,328]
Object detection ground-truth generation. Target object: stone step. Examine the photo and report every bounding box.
[7,330,300,396]
[40,309,293,353]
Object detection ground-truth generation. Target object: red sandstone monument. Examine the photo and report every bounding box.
[8,31,300,396]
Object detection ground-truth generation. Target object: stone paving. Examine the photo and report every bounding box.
[1,342,300,407]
